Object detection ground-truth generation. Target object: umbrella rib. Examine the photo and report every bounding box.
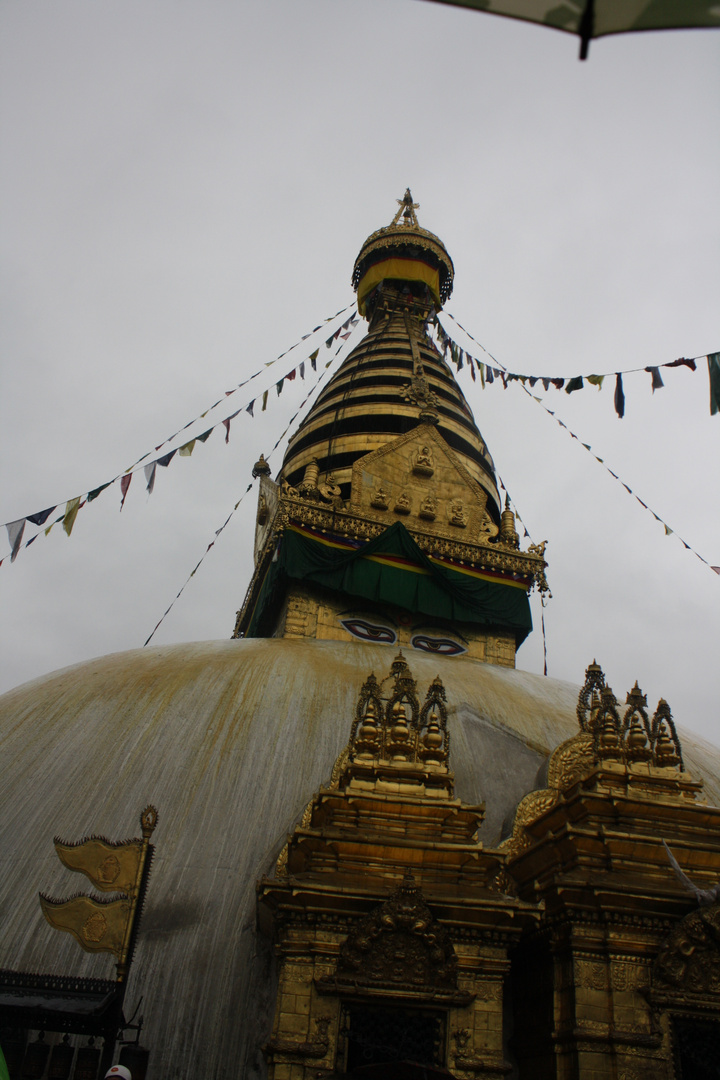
[579,0,595,59]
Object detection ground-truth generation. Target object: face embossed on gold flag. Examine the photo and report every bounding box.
[54,837,144,894]
[39,894,131,957]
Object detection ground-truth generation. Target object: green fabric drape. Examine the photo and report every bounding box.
[247,521,532,642]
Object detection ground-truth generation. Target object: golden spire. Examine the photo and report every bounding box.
[391,187,420,228]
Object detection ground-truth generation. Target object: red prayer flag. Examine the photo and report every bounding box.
[120,473,132,511]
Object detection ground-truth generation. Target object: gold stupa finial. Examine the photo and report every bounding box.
[391,188,420,228]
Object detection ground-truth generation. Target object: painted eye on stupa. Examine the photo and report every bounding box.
[411,634,466,656]
[339,618,397,644]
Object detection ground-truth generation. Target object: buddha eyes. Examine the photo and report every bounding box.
[339,617,466,656]
[411,635,466,656]
[340,618,397,644]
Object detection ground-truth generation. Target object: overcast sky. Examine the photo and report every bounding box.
[1,0,718,744]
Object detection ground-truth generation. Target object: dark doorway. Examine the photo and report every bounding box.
[342,1004,446,1072]
[674,1019,720,1080]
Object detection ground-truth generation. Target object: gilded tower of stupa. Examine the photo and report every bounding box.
[1,194,719,1080]
[235,189,548,666]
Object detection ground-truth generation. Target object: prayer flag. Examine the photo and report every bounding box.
[299,362,305,380]
[708,353,720,416]
[542,378,550,391]
[666,357,697,371]
[646,366,664,392]
[614,373,625,418]
[551,379,565,390]
[486,367,494,384]
[310,350,318,371]
[565,376,584,394]
[179,440,196,457]
[587,375,605,389]
[28,507,56,526]
[246,401,255,418]
[87,482,112,502]
[469,358,476,381]
[63,498,81,536]
[664,525,673,536]
[197,428,213,443]
[262,390,268,412]
[144,462,157,495]
[287,369,296,381]
[157,450,177,468]
[120,473,132,510]
[6,519,25,563]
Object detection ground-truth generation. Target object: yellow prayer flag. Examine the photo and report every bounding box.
[179,440,196,457]
[587,375,605,389]
[54,837,144,894]
[40,894,130,957]
[63,498,81,537]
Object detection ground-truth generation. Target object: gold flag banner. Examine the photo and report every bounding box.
[54,837,144,894]
[39,894,131,957]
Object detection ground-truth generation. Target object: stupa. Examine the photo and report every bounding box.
[1,192,719,1080]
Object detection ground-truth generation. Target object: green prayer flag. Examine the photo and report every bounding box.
[565,376,584,393]
[87,481,112,502]
[708,353,720,416]
[587,374,605,389]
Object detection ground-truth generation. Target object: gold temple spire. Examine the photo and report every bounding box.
[390,187,420,228]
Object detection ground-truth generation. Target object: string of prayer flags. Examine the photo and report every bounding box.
[515,377,718,576]
[4,313,358,565]
[436,313,717,577]
[126,303,357,471]
[438,312,716,414]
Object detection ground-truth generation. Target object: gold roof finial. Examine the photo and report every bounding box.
[391,188,420,228]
